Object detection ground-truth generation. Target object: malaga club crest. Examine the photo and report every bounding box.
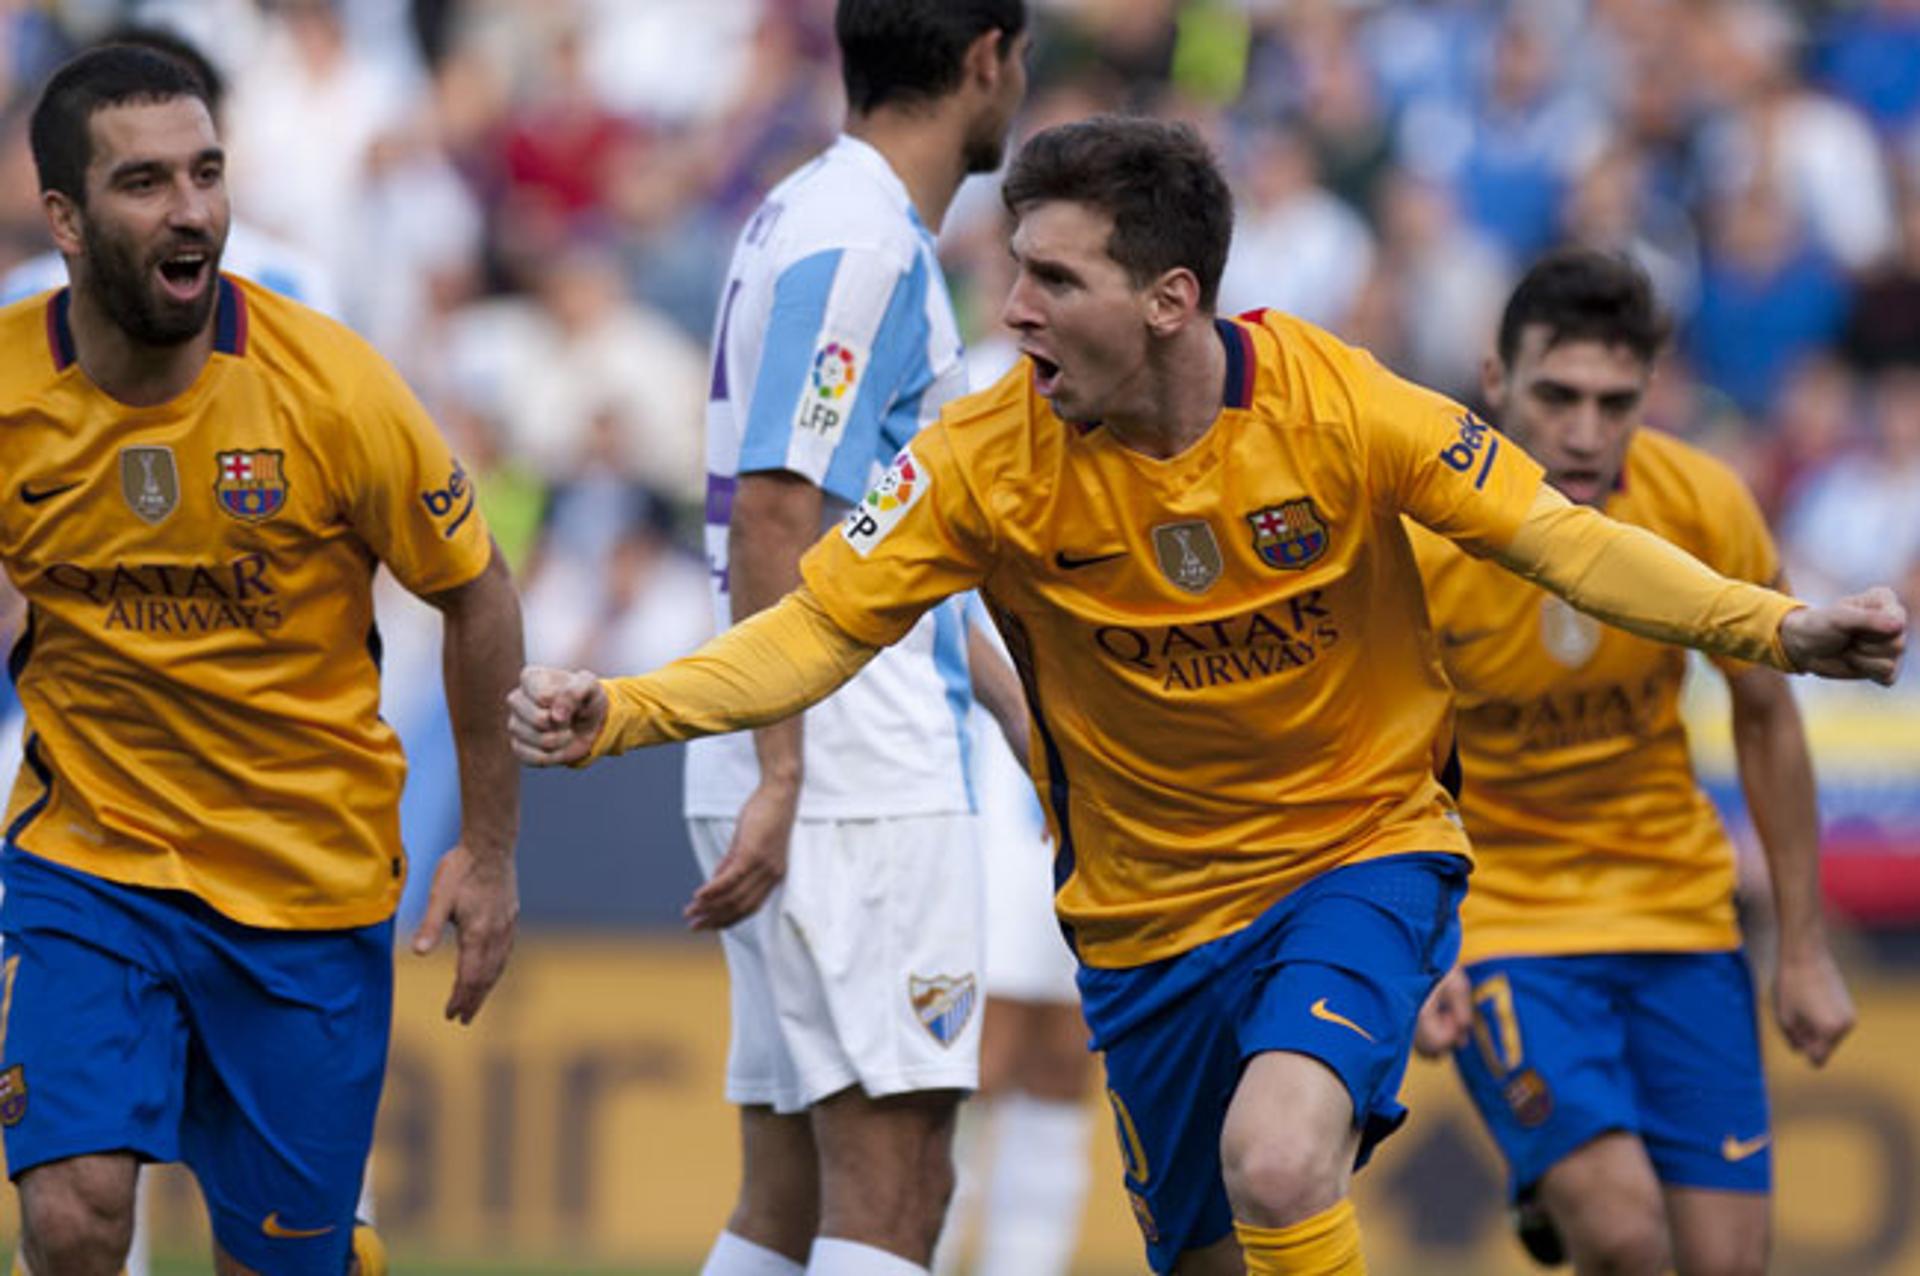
[1247,499,1329,571]
[909,973,977,1048]
[214,449,288,522]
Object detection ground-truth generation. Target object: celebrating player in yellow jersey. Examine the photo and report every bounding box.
[1410,250,1857,1276]
[510,118,1905,1276]
[0,46,522,1276]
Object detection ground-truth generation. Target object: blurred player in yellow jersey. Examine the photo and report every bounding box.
[508,118,1905,1276]
[0,45,522,1276]
[1411,250,1857,1275]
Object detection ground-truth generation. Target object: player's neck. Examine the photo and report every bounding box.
[846,110,969,235]
[1103,322,1228,460]
[65,283,215,407]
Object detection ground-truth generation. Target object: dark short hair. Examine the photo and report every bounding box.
[1002,115,1233,311]
[1497,248,1671,367]
[836,0,1026,115]
[30,43,214,202]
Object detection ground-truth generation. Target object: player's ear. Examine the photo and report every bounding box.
[963,26,1007,90]
[1480,354,1509,413]
[1143,267,1202,336]
[42,189,84,258]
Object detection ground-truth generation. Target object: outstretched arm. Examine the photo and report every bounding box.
[507,584,879,767]
[1728,664,1855,1066]
[1495,485,1907,682]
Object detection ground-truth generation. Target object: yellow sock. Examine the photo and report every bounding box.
[1235,1197,1367,1275]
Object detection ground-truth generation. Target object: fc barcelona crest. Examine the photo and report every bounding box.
[214,449,288,522]
[120,445,179,525]
[1247,499,1329,571]
[909,973,978,1048]
[0,1065,27,1127]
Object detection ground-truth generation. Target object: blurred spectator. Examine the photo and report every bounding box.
[1689,185,1848,417]
[1219,121,1375,329]
[1692,0,1896,274]
[1397,9,1606,262]
[1364,170,1512,401]
[1844,174,1920,372]
[443,240,706,503]
[1781,364,1920,622]
[223,0,412,319]
[1813,0,1920,141]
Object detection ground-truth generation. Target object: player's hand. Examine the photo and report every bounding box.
[1774,943,1856,1067]
[506,666,609,766]
[411,842,519,1024]
[1414,967,1474,1058]
[1779,587,1908,685]
[685,779,797,930]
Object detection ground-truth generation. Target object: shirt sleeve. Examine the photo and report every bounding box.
[1497,485,1800,670]
[338,349,494,597]
[798,420,996,647]
[739,245,931,504]
[1354,348,1545,553]
[1692,458,1786,674]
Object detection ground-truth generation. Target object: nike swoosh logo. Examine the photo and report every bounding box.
[1721,1132,1770,1162]
[19,481,81,505]
[1054,549,1127,571]
[1438,627,1500,648]
[1310,997,1375,1042]
[261,1213,336,1240]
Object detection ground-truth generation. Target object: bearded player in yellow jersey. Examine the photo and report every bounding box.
[1410,250,1856,1276]
[509,119,1905,1276]
[0,46,523,1276]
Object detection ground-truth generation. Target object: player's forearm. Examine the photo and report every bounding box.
[591,585,878,760]
[1731,668,1828,954]
[438,546,524,861]
[729,476,820,791]
[1494,486,1801,669]
[967,621,1031,760]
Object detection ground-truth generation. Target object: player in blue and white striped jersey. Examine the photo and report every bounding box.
[681,5,1029,1276]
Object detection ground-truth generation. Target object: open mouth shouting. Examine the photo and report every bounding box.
[155,245,213,304]
[1025,348,1062,397]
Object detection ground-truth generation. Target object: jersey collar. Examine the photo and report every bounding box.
[831,134,923,232]
[46,274,249,373]
[1215,315,1258,410]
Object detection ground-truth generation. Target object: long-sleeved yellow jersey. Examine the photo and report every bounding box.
[0,277,492,929]
[1412,427,1779,963]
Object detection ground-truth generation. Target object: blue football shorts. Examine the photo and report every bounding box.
[1452,949,1771,1198]
[0,849,392,1275]
[1077,851,1468,1272]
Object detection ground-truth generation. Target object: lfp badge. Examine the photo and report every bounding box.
[214,449,289,522]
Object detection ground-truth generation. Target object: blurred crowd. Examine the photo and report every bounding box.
[0,0,1917,689]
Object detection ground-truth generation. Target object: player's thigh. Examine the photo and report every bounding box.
[176,916,393,1276]
[1220,1049,1363,1223]
[1664,1185,1769,1276]
[16,1151,140,1258]
[776,814,984,1104]
[1621,951,1771,1197]
[1451,955,1636,1197]
[1238,853,1470,1171]
[1536,1130,1670,1271]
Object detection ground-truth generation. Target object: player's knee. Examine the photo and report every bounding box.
[19,1172,134,1275]
[1569,1208,1670,1276]
[1675,1228,1768,1276]
[1219,1128,1345,1226]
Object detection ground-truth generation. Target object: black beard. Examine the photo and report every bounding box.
[81,221,220,347]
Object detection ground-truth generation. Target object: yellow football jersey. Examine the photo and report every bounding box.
[799,310,1545,968]
[0,277,492,929]
[1411,427,1780,963]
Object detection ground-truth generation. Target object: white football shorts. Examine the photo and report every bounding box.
[689,812,984,1114]
[973,717,1081,1005]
